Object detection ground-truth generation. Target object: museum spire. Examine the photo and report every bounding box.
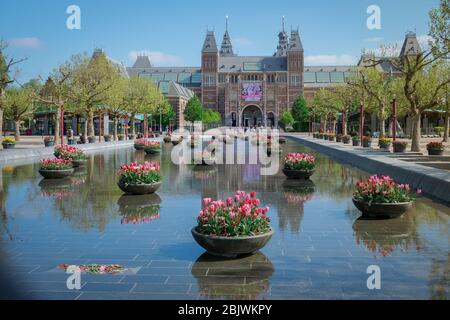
[220,16,235,57]
[274,16,289,57]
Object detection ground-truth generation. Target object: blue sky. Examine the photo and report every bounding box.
[0,0,439,82]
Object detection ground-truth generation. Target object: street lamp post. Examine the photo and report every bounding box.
[359,102,365,145]
[98,110,102,143]
[60,104,65,146]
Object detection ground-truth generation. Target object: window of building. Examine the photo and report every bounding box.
[267,74,275,83]
[277,74,287,82]
[330,72,345,83]
[304,72,316,83]
[218,74,226,83]
[290,74,301,86]
[230,75,238,83]
[203,74,216,87]
[316,72,330,83]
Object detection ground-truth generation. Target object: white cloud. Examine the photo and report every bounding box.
[305,54,357,66]
[8,37,42,48]
[128,50,182,66]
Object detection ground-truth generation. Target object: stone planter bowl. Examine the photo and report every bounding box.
[282,168,315,180]
[72,159,88,167]
[379,143,391,150]
[2,143,15,150]
[191,227,274,258]
[117,180,162,195]
[353,199,412,219]
[342,138,351,144]
[39,168,74,179]
[134,144,145,151]
[88,137,96,144]
[104,136,112,142]
[362,140,372,148]
[427,148,444,156]
[393,143,407,153]
[144,147,161,155]
[44,141,55,147]
[352,140,360,146]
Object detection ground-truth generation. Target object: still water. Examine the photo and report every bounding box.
[0,139,448,300]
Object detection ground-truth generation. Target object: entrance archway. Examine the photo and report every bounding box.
[241,105,263,128]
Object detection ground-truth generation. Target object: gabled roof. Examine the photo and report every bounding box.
[132,55,152,68]
[202,31,218,53]
[400,32,422,57]
[288,30,303,51]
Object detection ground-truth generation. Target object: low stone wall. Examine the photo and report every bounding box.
[287,134,450,205]
[0,141,134,167]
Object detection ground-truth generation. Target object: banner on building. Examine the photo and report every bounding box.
[241,82,263,102]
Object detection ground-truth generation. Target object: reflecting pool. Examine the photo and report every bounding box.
[0,139,449,300]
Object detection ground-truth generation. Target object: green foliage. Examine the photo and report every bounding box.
[184,96,204,123]
[292,95,309,123]
[280,111,295,128]
[4,86,34,121]
[202,109,221,125]
[429,0,450,56]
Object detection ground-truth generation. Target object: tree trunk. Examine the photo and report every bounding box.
[443,111,449,143]
[54,106,61,143]
[379,118,386,137]
[14,120,20,141]
[114,116,118,141]
[87,110,94,137]
[0,88,5,138]
[131,115,136,135]
[411,112,421,152]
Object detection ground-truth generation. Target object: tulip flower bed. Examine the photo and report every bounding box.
[283,153,315,171]
[353,175,416,205]
[118,161,161,186]
[196,191,271,237]
[54,145,87,161]
[40,158,73,170]
[143,141,161,150]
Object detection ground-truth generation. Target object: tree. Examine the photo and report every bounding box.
[160,103,176,128]
[0,40,26,138]
[105,76,127,140]
[363,2,450,151]
[4,86,34,141]
[429,0,450,57]
[348,67,403,136]
[310,89,339,132]
[70,52,120,138]
[184,96,204,126]
[280,111,295,130]
[34,55,81,142]
[122,76,159,136]
[291,96,309,131]
[331,84,359,135]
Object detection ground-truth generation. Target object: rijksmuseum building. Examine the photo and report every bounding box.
[127,20,355,128]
